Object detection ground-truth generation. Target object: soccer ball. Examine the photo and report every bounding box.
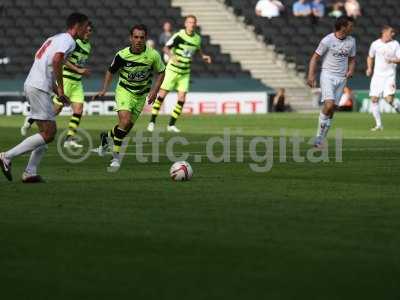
[170,161,193,181]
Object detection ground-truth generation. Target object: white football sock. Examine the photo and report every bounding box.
[23,116,32,128]
[25,144,48,176]
[316,112,331,138]
[5,133,46,160]
[371,102,382,127]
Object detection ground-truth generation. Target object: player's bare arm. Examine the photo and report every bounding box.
[366,56,374,76]
[386,58,400,64]
[346,56,356,78]
[148,71,165,104]
[93,70,113,99]
[53,52,70,105]
[65,60,91,76]
[307,53,320,88]
[53,52,65,96]
[199,49,212,64]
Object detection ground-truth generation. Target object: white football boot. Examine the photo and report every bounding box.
[370,125,383,132]
[167,125,181,133]
[147,122,155,132]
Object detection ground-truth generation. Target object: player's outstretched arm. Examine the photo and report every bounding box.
[386,58,400,64]
[346,56,356,79]
[199,49,212,64]
[93,70,113,100]
[307,53,320,88]
[65,60,91,77]
[148,71,165,104]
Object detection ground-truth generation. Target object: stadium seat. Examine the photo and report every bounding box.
[224,0,393,75]
[2,0,251,79]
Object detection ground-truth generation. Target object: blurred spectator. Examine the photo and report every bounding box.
[328,1,344,18]
[312,0,325,18]
[159,21,173,47]
[338,86,354,111]
[344,0,361,18]
[293,0,312,17]
[159,21,173,62]
[255,0,284,19]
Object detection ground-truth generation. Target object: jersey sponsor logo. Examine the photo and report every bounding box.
[332,48,352,58]
[181,49,195,58]
[331,43,353,58]
[127,69,151,82]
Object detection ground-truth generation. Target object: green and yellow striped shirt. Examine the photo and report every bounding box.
[109,46,165,95]
[63,39,91,81]
[165,29,201,75]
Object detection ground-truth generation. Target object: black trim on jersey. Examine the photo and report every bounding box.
[123,61,151,68]
[119,81,150,91]
[70,54,79,60]
[75,42,90,55]
[169,35,198,49]
[175,53,192,64]
[63,75,81,81]
[109,54,124,73]
[64,67,80,75]
[170,63,190,70]
[119,82,151,95]
[167,35,179,49]
[109,54,152,73]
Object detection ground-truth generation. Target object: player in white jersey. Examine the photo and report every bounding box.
[307,16,356,148]
[366,25,400,131]
[0,13,89,183]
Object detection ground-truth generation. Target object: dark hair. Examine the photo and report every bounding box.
[66,12,88,29]
[185,15,197,22]
[382,25,393,32]
[335,16,354,31]
[130,24,148,36]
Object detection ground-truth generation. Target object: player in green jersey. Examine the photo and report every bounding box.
[20,22,93,149]
[54,22,93,148]
[147,15,212,133]
[94,24,165,171]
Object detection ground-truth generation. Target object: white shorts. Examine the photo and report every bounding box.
[320,73,347,105]
[369,75,396,98]
[24,85,55,121]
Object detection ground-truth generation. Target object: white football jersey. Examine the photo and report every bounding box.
[369,39,400,77]
[25,33,76,93]
[316,33,356,78]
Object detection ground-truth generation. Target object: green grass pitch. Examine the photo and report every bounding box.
[0,113,400,299]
